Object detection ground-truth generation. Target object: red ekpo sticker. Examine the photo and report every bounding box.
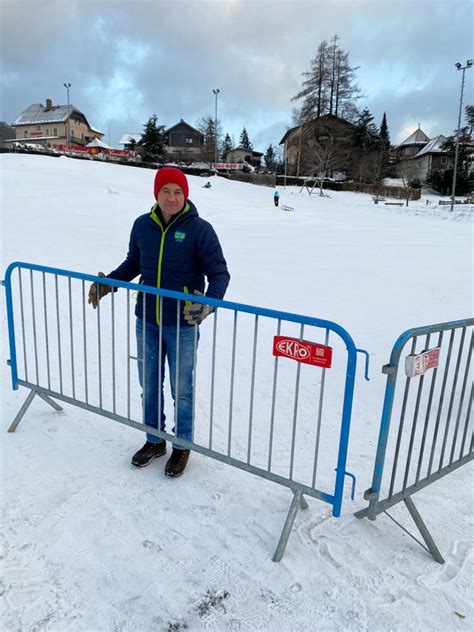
[273,336,332,368]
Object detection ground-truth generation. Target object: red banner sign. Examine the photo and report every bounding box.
[273,336,332,368]
[212,162,244,170]
[57,145,131,157]
[405,347,440,377]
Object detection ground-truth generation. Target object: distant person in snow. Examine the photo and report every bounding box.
[274,189,280,207]
[88,167,230,477]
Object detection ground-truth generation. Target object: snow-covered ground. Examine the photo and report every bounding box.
[1,154,473,631]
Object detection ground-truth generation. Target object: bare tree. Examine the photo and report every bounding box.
[300,126,348,195]
[398,160,420,206]
[359,151,385,186]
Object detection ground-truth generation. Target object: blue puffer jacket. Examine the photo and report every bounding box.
[108,200,230,326]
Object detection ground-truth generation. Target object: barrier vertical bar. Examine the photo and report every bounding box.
[175,299,180,439]
[427,330,455,476]
[312,329,330,489]
[55,274,63,394]
[127,289,130,419]
[18,268,28,383]
[97,280,103,408]
[209,310,218,450]
[30,270,39,385]
[192,322,199,445]
[42,272,51,391]
[438,327,466,468]
[247,315,259,465]
[82,280,89,405]
[142,291,147,424]
[451,334,473,463]
[402,334,430,490]
[68,277,76,399]
[458,383,473,458]
[415,332,442,484]
[268,319,282,472]
[389,337,417,497]
[158,297,163,436]
[332,334,359,518]
[111,286,116,414]
[289,324,304,481]
[227,311,238,457]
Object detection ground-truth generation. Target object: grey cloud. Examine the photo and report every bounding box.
[1,0,472,152]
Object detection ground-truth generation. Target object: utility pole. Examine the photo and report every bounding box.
[63,82,72,156]
[212,88,220,171]
[450,60,472,211]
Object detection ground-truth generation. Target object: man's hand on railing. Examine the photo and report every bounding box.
[88,272,111,309]
[183,290,213,325]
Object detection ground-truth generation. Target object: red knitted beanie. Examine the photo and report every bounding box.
[153,167,189,200]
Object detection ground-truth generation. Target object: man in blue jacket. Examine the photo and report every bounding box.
[88,167,230,477]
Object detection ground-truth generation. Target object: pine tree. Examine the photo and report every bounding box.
[239,127,253,150]
[465,104,474,135]
[264,144,277,172]
[379,112,391,174]
[221,133,233,158]
[197,116,223,161]
[351,108,383,182]
[380,112,390,149]
[292,36,361,122]
[352,108,381,154]
[141,114,165,162]
[441,115,473,180]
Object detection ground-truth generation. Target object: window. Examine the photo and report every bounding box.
[24,130,29,138]
[46,128,49,136]
[441,156,447,165]
[53,128,58,136]
[36,125,42,131]
[185,137,193,144]
[70,129,74,139]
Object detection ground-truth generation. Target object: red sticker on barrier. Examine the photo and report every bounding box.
[273,336,332,367]
[405,347,440,377]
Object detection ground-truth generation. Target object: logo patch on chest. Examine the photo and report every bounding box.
[174,231,186,242]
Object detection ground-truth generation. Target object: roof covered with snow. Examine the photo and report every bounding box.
[397,127,430,147]
[119,133,142,145]
[86,137,110,149]
[12,102,101,136]
[414,134,448,157]
[13,103,78,126]
[90,125,104,136]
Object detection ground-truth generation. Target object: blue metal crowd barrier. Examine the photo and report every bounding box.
[3,261,369,561]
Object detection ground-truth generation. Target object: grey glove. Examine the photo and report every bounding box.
[183,290,213,325]
[87,272,111,309]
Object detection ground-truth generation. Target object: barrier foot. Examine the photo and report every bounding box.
[8,389,37,432]
[404,497,445,564]
[7,388,63,433]
[38,392,63,411]
[273,490,305,562]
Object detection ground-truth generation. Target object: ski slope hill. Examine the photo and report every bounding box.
[1,154,473,631]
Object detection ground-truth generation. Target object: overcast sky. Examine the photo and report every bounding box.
[1,0,473,153]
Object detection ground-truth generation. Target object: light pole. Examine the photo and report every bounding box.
[450,60,472,211]
[212,88,220,170]
[63,82,72,156]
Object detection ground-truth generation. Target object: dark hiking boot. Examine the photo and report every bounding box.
[131,440,167,467]
[165,449,190,478]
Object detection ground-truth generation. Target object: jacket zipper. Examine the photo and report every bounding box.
[150,202,190,324]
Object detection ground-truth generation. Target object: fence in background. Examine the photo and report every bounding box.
[3,261,369,561]
[356,319,473,563]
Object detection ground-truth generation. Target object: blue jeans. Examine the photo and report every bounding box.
[136,318,198,450]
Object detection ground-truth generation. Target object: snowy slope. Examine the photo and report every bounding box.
[1,154,473,631]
